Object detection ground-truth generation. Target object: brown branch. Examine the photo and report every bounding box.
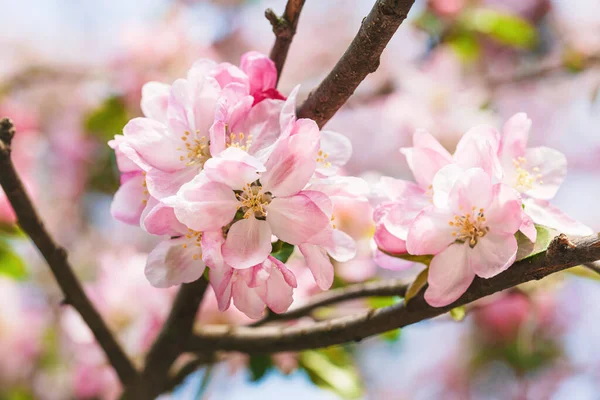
[251,278,409,327]
[133,277,209,398]
[297,0,415,128]
[0,118,139,386]
[186,233,600,354]
[265,0,306,85]
[164,353,217,394]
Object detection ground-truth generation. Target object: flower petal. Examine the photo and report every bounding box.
[406,206,455,255]
[209,264,233,311]
[484,184,523,235]
[201,230,226,270]
[317,130,352,176]
[519,211,537,243]
[145,237,205,288]
[203,147,265,190]
[240,51,277,97]
[110,174,146,225]
[401,129,452,187]
[263,264,294,314]
[174,174,239,231]
[379,177,424,202]
[374,249,415,271]
[374,224,407,255]
[141,82,170,123]
[448,168,493,215]
[524,199,593,236]
[222,217,273,269]
[232,280,265,319]
[145,164,201,200]
[141,197,187,236]
[500,112,531,162]
[324,229,356,262]
[425,243,475,307]
[523,146,567,200]
[454,125,502,179]
[469,232,517,279]
[123,118,182,172]
[267,194,329,245]
[299,243,334,290]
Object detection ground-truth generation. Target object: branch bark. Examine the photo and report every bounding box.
[251,278,408,327]
[265,0,306,85]
[0,118,139,387]
[134,277,209,398]
[297,0,415,128]
[187,233,600,354]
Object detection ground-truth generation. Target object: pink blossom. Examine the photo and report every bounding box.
[499,113,592,236]
[239,51,285,104]
[407,167,523,307]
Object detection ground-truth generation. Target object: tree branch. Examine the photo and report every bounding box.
[265,0,306,85]
[297,0,415,128]
[134,277,209,398]
[186,233,600,354]
[0,118,139,387]
[251,278,409,327]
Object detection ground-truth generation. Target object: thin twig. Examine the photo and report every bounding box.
[164,353,217,394]
[187,233,600,354]
[297,0,415,128]
[133,277,209,398]
[251,278,409,327]
[265,0,306,85]
[0,118,139,387]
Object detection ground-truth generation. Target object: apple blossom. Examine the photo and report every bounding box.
[407,167,523,307]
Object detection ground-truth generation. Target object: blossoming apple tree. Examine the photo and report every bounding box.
[1,0,599,398]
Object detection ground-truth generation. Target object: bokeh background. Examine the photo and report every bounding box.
[1,0,600,398]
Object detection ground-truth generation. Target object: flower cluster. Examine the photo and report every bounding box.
[375,113,592,307]
[109,52,362,318]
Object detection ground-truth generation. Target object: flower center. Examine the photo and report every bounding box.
[182,229,203,260]
[226,132,253,152]
[179,130,211,167]
[512,157,542,191]
[141,173,149,205]
[236,183,272,219]
[449,206,489,247]
[316,149,331,169]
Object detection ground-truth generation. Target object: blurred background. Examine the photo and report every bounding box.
[1,0,600,398]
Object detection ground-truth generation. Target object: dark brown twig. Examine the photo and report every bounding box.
[297,0,415,128]
[133,277,209,398]
[251,278,409,327]
[187,234,600,354]
[265,0,306,85]
[0,118,139,387]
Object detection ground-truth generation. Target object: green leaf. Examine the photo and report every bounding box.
[1,388,34,400]
[449,306,466,321]
[248,354,273,382]
[0,241,27,280]
[380,250,432,267]
[366,296,401,309]
[300,348,363,399]
[84,96,130,141]
[515,225,556,262]
[461,8,538,49]
[448,33,481,62]
[0,223,24,238]
[270,241,294,263]
[381,328,402,343]
[405,268,429,303]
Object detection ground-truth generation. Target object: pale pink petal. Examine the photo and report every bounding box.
[454,125,502,179]
[406,206,455,255]
[145,238,205,288]
[299,243,334,290]
[425,243,475,307]
[374,224,407,255]
[141,82,170,123]
[469,232,517,279]
[484,184,523,235]
[232,281,265,319]
[203,147,265,190]
[208,62,249,91]
[209,264,233,311]
[174,175,239,231]
[109,135,140,173]
[401,129,452,187]
[123,118,182,171]
[110,174,146,225]
[239,98,285,161]
[317,130,352,176]
[500,112,531,162]
[222,217,273,269]
[379,177,424,202]
[244,264,271,288]
[306,176,370,200]
[260,119,319,197]
[431,164,463,208]
[270,256,297,288]
[279,85,299,132]
[522,147,567,200]
[263,266,294,314]
[383,194,431,240]
[201,230,226,270]
[449,168,493,215]
[324,229,356,262]
[145,166,201,200]
[267,194,329,245]
[519,211,537,242]
[524,199,593,236]
[299,190,333,217]
[141,198,187,236]
[374,250,415,271]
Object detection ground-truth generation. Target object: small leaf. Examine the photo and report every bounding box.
[248,354,273,382]
[270,241,294,263]
[379,250,432,267]
[381,328,402,343]
[366,296,401,309]
[405,268,429,303]
[84,96,130,141]
[0,222,24,237]
[461,8,538,49]
[567,265,600,281]
[448,33,481,62]
[515,225,556,262]
[0,240,27,280]
[449,306,466,321]
[300,348,362,399]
